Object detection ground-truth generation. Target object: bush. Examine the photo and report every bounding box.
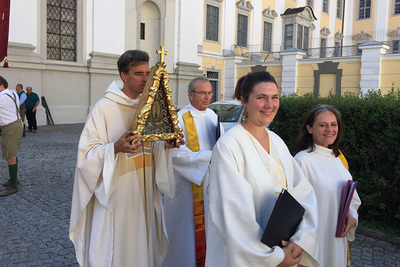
[269,89,400,231]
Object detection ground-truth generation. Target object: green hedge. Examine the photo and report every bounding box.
[269,89,400,230]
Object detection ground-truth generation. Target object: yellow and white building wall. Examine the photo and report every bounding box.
[2,0,400,125]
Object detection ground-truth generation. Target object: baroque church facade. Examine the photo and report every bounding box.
[2,0,400,125]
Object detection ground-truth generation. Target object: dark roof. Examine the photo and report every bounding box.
[281,6,317,20]
[282,7,306,16]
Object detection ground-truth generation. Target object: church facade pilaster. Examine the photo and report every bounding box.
[280,48,306,95]
[359,41,390,94]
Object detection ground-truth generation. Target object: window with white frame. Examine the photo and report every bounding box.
[297,25,310,50]
[47,0,77,61]
[284,24,293,50]
[337,0,343,18]
[307,0,314,7]
[206,4,219,42]
[358,0,372,19]
[263,21,273,51]
[394,0,400,15]
[323,0,329,13]
[237,14,248,47]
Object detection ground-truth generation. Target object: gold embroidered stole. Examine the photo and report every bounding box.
[339,150,351,267]
[182,111,206,267]
[338,151,349,171]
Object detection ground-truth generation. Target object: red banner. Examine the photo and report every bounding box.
[0,0,11,66]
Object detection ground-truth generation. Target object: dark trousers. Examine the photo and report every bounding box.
[26,108,37,130]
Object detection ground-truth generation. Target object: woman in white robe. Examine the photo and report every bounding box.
[205,71,319,267]
[294,104,361,267]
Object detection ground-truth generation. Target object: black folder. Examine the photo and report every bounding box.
[261,188,305,248]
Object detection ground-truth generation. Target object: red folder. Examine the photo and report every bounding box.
[336,180,357,237]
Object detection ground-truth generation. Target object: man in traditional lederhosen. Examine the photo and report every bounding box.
[0,76,23,196]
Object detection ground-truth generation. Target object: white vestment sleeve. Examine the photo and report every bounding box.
[75,103,122,212]
[347,190,361,241]
[94,144,120,212]
[172,145,212,185]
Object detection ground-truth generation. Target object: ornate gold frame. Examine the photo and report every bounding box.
[130,46,182,143]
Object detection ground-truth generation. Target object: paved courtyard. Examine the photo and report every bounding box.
[0,124,399,266]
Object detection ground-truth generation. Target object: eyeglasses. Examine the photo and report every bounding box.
[192,91,213,96]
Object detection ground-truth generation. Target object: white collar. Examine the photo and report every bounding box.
[313,144,335,157]
[188,102,207,117]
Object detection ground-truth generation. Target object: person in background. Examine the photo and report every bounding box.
[0,76,23,196]
[69,49,184,267]
[163,77,223,267]
[294,104,361,267]
[205,71,319,267]
[25,86,40,133]
[15,84,27,137]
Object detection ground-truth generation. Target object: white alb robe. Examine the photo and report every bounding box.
[205,124,319,267]
[163,103,222,267]
[295,145,361,267]
[69,81,175,267]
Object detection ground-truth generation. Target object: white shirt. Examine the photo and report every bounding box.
[0,89,20,126]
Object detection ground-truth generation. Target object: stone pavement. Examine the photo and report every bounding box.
[0,124,399,266]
